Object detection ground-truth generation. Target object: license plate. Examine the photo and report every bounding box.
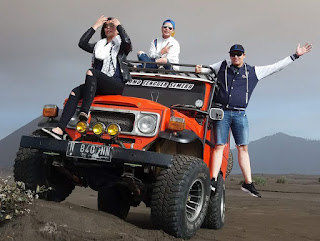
[66,142,112,162]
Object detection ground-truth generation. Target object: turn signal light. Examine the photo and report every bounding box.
[43,105,59,118]
[107,124,121,137]
[76,121,88,134]
[168,117,186,131]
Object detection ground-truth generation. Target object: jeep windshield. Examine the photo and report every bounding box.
[123,76,207,108]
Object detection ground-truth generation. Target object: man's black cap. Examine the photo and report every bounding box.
[229,44,245,53]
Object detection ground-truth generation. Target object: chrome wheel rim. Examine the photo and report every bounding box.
[185,178,205,222]
[221,184,226,222]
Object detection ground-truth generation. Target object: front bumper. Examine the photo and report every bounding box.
[20,136,173,168]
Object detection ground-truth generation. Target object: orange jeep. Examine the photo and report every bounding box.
[14,62,232,239]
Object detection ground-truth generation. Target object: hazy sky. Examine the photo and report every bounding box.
[1,0,319,143]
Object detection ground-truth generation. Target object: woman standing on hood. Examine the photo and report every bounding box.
[43,16,132,139]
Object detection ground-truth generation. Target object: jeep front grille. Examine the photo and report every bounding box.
[89,111,135,132]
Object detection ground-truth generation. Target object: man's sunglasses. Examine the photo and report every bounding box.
[230,52,243,57]
[162,25,173,30]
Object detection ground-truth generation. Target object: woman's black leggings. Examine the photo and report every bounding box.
[58,68,124,130]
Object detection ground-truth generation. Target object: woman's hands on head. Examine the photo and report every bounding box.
[108,18,120,27]
[92,16,121,30]
[92,15,109,30]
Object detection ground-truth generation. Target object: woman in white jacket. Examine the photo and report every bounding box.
[137,19,180,70]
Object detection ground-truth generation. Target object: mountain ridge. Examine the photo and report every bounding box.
[0,116,42,169]
[231,132,320,175]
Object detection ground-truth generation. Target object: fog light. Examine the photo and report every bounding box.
[92,122,105,136]
[76,121,88,134]
[107,124,121,137]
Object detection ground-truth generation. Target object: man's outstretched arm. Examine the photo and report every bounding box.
[255,42,312,80]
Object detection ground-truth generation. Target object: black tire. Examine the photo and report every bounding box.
[98,184,131,220]
[226,151,233,178]
[13,130,75,202]
[151,155,211,239]
[202,173,225,229]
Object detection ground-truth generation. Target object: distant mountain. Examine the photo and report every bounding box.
[0,116,42,170]
[231,132,320,175]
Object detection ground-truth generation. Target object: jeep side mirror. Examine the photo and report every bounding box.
[209,108,224,120]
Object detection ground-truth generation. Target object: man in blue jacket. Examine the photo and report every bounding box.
[195,43,312,197]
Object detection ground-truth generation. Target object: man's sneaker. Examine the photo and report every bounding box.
[241,182,261,198]
[210,178,218,192]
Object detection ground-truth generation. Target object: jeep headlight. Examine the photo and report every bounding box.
[137,115,157,134]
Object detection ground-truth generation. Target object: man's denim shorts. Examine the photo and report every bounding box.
[212,110,249,145]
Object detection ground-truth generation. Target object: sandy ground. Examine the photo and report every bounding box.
[1,174,320,241]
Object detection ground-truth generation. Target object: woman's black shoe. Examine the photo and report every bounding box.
[79,112,89,122]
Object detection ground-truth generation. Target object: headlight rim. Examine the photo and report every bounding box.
[137,115,157,134]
